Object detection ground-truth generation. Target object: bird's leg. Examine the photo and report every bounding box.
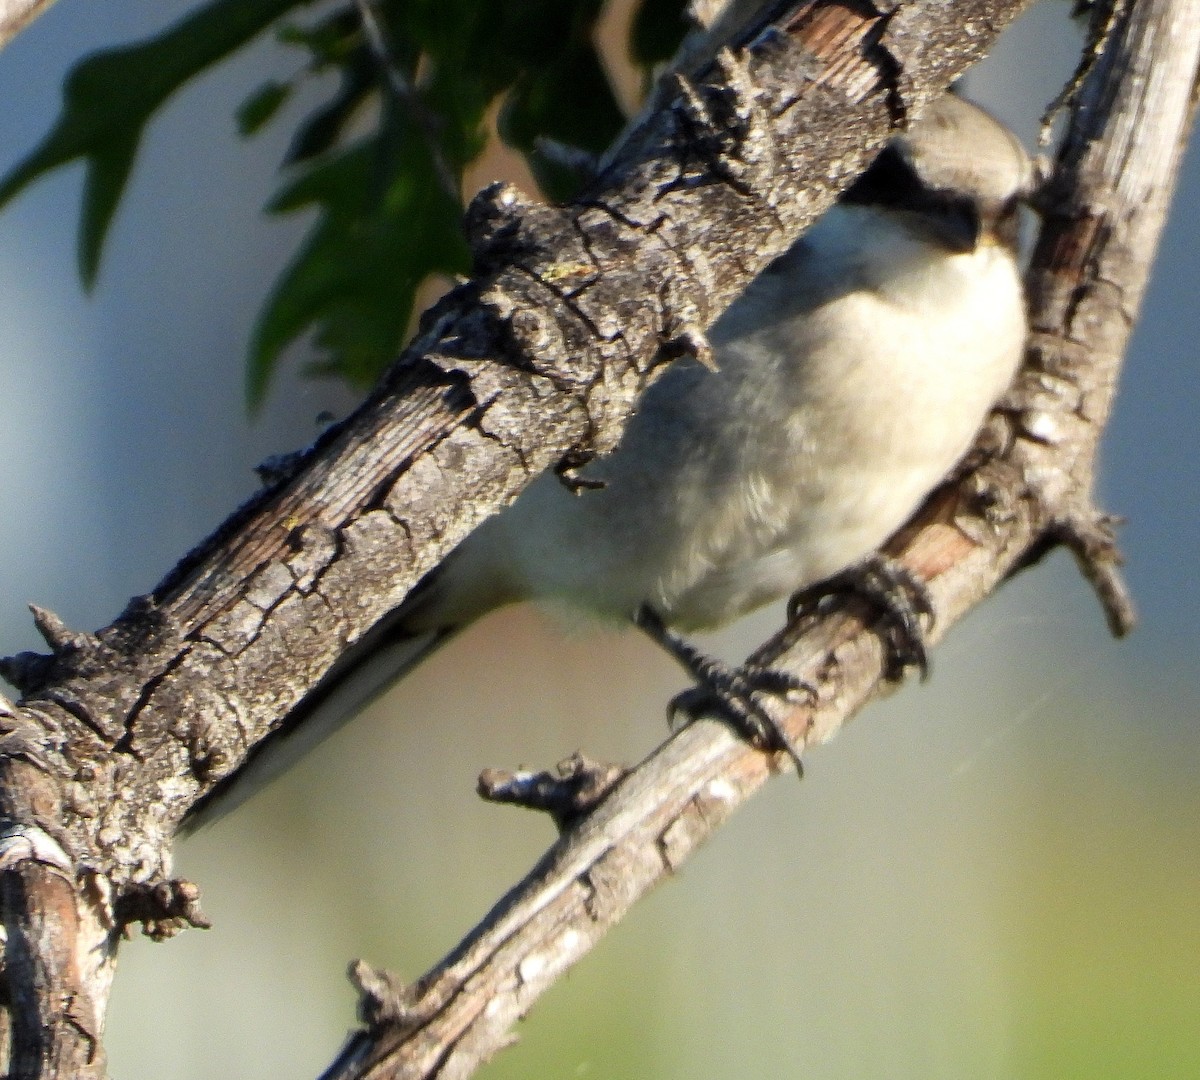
[786,554,935,680]
[633,606,810,774]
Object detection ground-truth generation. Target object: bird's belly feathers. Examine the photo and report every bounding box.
[656,241,1024,627]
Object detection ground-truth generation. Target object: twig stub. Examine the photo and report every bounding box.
[478,753,628,831]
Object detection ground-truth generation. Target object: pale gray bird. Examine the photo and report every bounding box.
[191,93,1034,823]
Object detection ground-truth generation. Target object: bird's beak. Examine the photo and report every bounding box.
[912,200,984,254]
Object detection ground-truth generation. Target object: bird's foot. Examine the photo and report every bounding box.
[787,554,934,680]
[634,606,812,775]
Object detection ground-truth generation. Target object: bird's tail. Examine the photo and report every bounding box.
[183,601,459,831]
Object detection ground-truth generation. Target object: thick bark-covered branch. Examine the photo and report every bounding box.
[0,0,1040,1075]
[316,2,1196,1077]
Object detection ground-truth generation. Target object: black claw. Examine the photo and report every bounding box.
[788,554,934,680]
[668,682,807,777]
[634,606,810,775]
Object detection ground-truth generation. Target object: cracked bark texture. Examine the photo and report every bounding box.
[0,0,1177,1075]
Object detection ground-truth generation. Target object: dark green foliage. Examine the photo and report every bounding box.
[236,80,293,136]
[0,0,312,287]
[0,0,691,408]
[247,128,470,404]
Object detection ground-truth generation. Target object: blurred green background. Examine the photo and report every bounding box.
[0,2,1197,1078]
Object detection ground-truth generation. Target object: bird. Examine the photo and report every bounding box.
[189,92,1034,825]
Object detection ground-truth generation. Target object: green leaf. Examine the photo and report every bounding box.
[0,0,312,287]
[245,129,471,410]
[284,53,375,164]
[246,0,645,397]
[0,0,688,408]
[277,7,361,67]
[237,79,293,137]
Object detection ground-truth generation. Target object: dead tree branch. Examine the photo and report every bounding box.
[315,1,1197,1077]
